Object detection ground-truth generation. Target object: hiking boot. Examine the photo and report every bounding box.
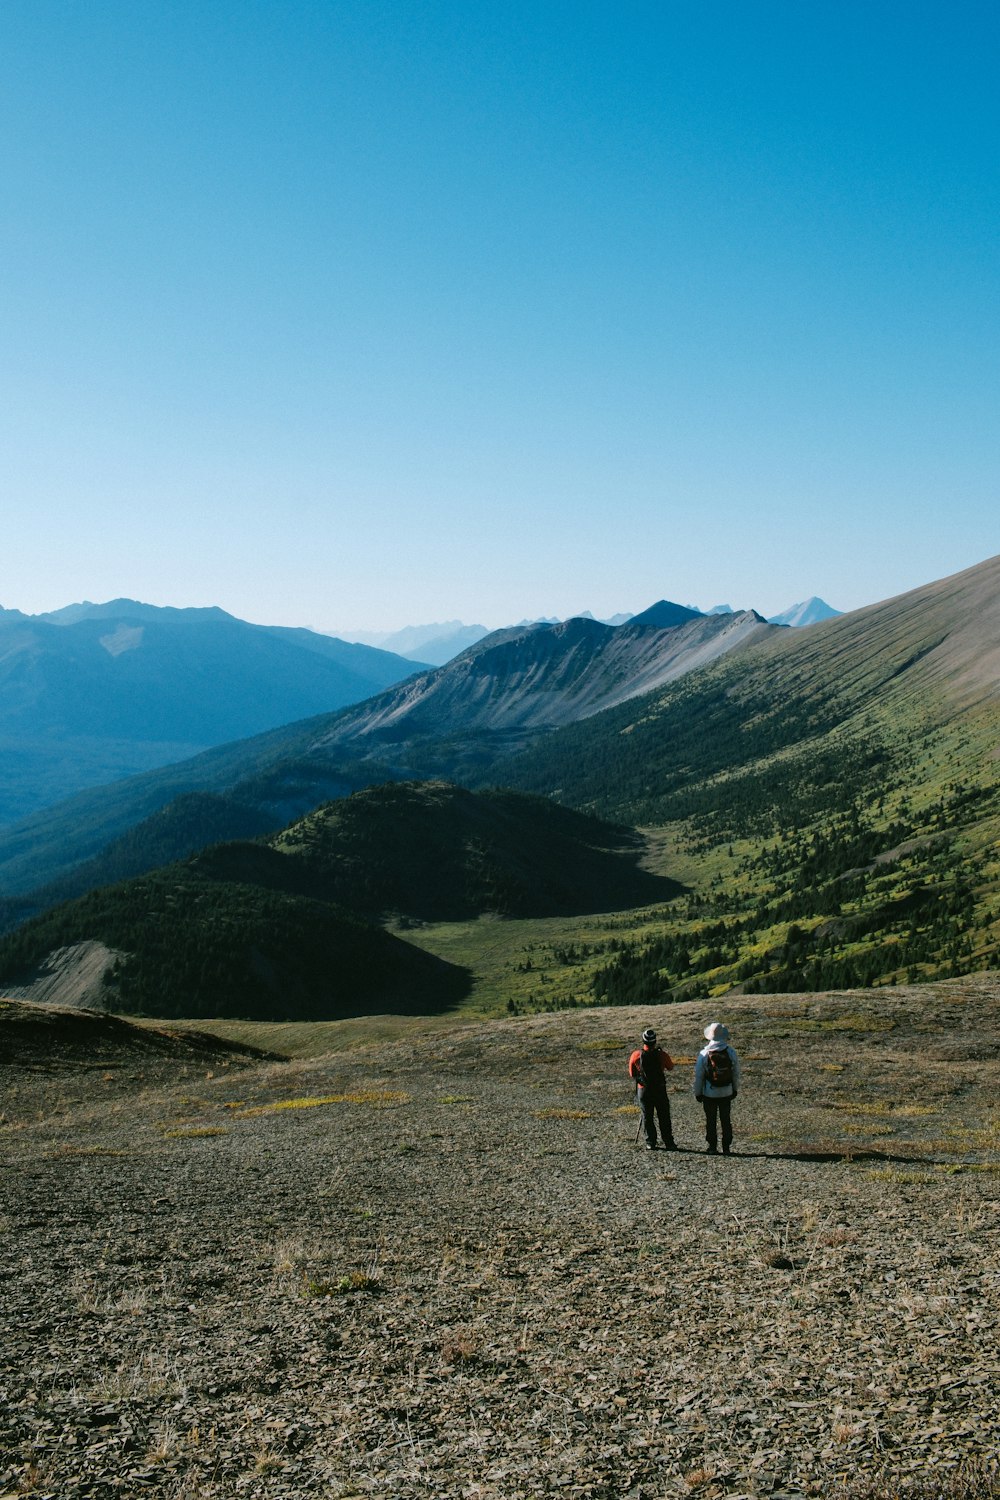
[663,1141,679,1152]
[706,1145,718,1154]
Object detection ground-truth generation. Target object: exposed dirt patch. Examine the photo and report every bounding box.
[1,940,124,1011]
[1,976,997,1497]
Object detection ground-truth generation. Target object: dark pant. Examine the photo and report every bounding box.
[702,1096,733,1152]
[638,1086,674,1147]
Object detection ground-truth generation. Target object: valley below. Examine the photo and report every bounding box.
[1,976,997,1499]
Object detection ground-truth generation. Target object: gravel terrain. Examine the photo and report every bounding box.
[1,977,998,1499]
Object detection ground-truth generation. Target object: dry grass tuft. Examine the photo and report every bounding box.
[302,1267,382,1298]
[90,1352,186,1401]
[818,1226,855,1246]
[683,1467,715,1491]
[832,1461,999,1498]
[272,1236,309,1274]
[440,1327,479,1364]
[237,1090,409,1116]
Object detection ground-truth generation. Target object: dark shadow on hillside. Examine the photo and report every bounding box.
[0,1000,286,1070]
[191,786,689,922]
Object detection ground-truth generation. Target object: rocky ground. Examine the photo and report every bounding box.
[1,976,998,1499]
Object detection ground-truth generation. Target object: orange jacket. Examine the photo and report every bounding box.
[629,1045,674,1083]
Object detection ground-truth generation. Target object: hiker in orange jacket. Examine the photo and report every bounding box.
[629,1027,677,1151]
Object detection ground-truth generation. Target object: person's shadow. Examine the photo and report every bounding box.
[669,1145,963,1167]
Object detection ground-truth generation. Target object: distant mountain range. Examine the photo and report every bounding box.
[340,595,841,667]
[0,605,774,903]
[0,600,426,827]
[344,620,492,666]
[0,590,840,834]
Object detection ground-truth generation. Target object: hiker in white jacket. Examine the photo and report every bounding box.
[693,1021,741,1156]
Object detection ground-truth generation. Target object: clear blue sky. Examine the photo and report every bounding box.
[2,1,997,631]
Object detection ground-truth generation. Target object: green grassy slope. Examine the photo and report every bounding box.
[495,555,1000,999]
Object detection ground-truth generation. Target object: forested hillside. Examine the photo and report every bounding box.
[0,784,677,1019]
[0,872,470,1021]
[258,782,680,920]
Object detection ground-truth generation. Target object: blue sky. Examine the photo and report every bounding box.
[2,1,997,631]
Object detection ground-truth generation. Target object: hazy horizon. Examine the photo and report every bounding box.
[1,585,846,639]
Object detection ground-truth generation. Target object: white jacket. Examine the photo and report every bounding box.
[693,1043,740,1099]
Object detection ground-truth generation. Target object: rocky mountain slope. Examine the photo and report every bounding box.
[301,610,770,763]
[1,977,997,1498]
[0,599,424,827]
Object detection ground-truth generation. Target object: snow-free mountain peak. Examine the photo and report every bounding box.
[628,600,704,629]
[768,597,842,628]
